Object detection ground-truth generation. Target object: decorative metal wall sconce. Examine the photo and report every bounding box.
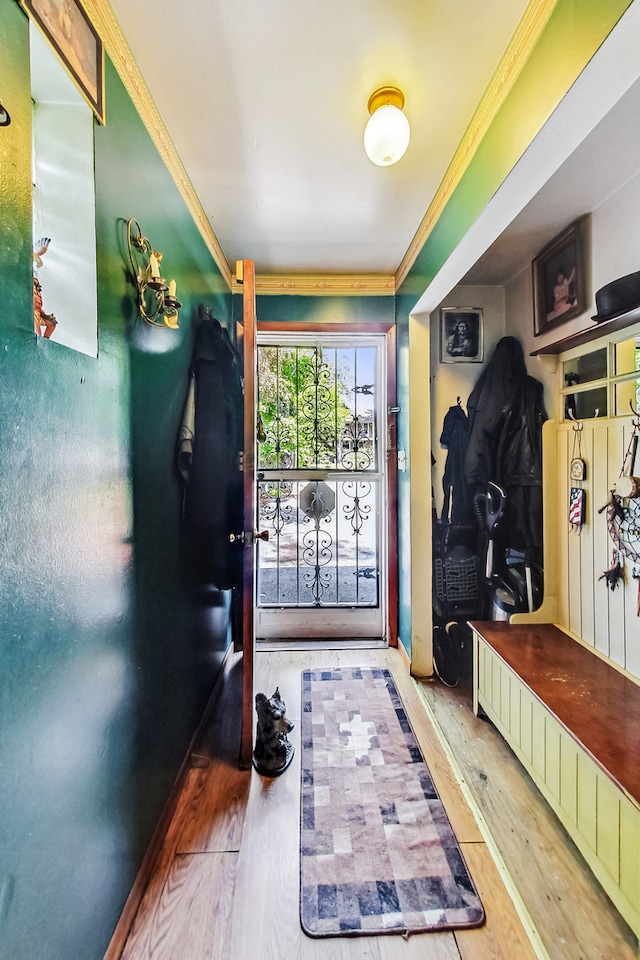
[126,218,181,328]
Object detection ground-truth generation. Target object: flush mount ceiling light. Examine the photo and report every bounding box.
[364,86,410,167]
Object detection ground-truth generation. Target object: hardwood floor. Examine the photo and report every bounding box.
[419,677,639,960]
[114,646,636,960]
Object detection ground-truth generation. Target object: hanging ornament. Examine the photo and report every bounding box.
[570,457,586,481]
[602,414,640,562]
[568,414,586,529]
[569,486,586,527]
[599,551,625,591]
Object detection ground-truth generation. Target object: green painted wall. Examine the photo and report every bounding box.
[394,0,634,654]
[256,293,394,326]
[0,3,232,957]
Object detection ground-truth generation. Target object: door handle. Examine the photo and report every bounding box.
[229,530,270,544]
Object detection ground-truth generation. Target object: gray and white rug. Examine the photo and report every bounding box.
[300,667,485,937]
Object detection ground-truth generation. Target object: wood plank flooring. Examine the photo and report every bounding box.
[115,646,634,960]
[420,676,639,960]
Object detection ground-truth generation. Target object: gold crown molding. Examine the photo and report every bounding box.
[84,0,233,290]
[250,274,396,296]
[394,0,558,292]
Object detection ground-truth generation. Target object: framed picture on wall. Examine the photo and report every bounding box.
[532,215,589,337]
[440,307,483,363]
[19,0,105,123]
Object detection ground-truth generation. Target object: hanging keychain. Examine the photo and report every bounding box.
[568,413,586,530]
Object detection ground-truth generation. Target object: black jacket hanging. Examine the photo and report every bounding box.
[464,336,547,565]
[464,336,528,486]
[440,402,472,523]
[178,307,244,589]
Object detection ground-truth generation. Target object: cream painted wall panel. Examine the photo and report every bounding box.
[491,652,502,715]
[508,673,521,747]
[519,686,533,766]
[607,424,627,666]
[592,422,613,658]
[500,665,510,727]
[556,429,571,629]
[577,751,598,854]
[409,315,433,677]
[558,730,578,827]
[578,427,595,646]
[627,610,640,677]
[544,718,561,804]
[596,775,621,885]
[532,706,546,781]
[620,795,640,909]
[621,421,640,672]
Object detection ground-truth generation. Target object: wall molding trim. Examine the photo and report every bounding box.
[85,0,234,290]
[250,274,396,296]
[394,0,558,291]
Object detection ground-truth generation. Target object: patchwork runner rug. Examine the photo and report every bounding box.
[300,667,485,938]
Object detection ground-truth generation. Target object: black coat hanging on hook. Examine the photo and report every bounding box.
[440,398,472,523]
[177,307,244,589]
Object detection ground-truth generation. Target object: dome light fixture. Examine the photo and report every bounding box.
[364,86,410,167]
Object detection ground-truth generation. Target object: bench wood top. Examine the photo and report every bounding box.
[470,621,640,806]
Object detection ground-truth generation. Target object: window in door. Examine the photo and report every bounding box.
[255,333,388,640]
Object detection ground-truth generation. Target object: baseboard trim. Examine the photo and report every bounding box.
[396,636,411,672]
[103,643,234,960]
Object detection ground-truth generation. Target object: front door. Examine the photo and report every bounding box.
[255,331,389,640]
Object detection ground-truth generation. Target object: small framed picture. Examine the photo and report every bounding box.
[532,215,589,337]
[440,307,483,363]
[19,0,105,123]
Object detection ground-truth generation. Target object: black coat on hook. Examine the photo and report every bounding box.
[178,307,244,589]
[440,401,472,523]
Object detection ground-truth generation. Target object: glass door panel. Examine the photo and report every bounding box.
[255,335,386,640]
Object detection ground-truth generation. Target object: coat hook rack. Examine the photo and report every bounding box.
[567,409,583,431]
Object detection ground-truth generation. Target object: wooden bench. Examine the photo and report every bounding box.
[471,620,640,937]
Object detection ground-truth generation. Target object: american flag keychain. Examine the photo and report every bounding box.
[568,413,586,530]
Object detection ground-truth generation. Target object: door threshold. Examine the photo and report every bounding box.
[256,638,389,652]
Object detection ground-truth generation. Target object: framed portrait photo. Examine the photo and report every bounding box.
[440,307,483,363]
[19,0,105,123]
[532,215,589,337]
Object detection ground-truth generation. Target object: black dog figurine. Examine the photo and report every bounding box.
[253,687,295,776]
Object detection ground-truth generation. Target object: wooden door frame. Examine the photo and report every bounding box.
[257,321,398,646]
[240,260,257,768]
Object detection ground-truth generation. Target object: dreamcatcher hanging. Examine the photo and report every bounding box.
[598,408,640,593]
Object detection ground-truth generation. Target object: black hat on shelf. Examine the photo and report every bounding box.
[592,269,640,322]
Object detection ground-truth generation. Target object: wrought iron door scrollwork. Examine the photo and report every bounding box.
[341,479,372,534]
[259,480,295,534]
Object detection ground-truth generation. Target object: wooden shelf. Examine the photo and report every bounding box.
[531,306,640,356]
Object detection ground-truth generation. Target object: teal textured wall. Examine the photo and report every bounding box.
[0,4,232,957]
[256,293,394,326]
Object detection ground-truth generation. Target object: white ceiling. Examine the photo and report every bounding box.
[107,0,531,276]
